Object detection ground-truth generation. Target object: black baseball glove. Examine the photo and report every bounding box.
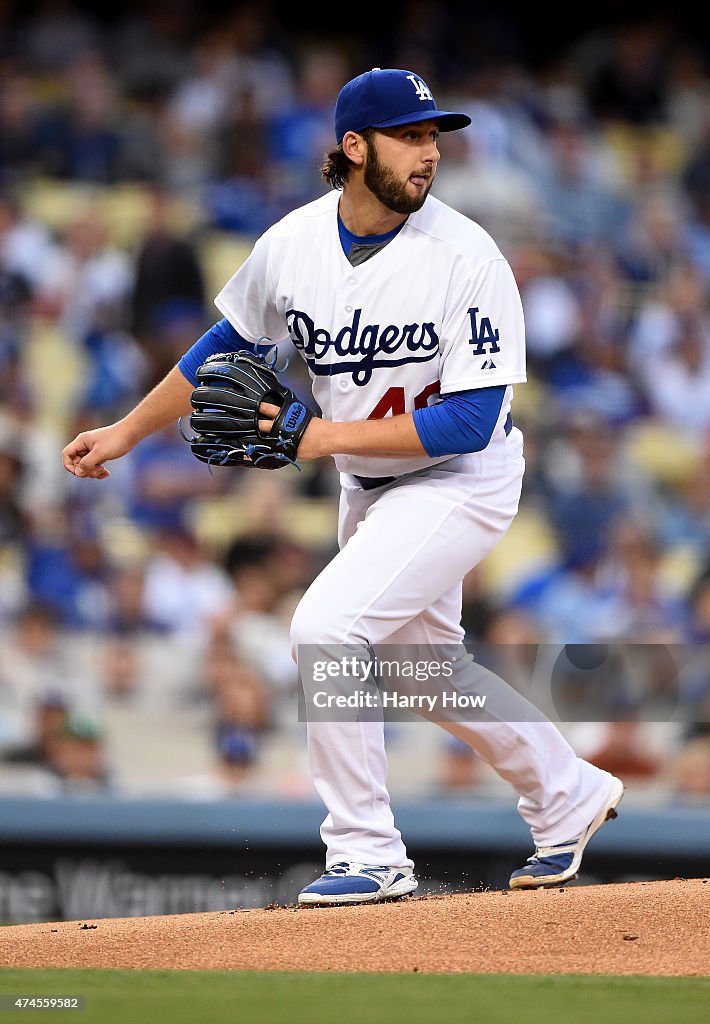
[180,350,313,470]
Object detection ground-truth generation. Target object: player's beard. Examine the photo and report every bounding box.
[364,137,433,214]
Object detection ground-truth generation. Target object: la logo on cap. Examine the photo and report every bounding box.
[406,75,433,101]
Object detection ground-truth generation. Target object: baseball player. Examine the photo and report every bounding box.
[62,68,624,905]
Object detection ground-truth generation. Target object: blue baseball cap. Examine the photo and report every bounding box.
[335,68,471,143]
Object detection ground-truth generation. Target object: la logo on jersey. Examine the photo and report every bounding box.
[467,307,501,361]
[406,75,433,101]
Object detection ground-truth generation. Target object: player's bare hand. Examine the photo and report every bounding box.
[258,401,328,460]
[62,422,136,479]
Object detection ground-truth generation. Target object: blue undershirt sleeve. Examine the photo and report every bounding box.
[412,386,507,457]
[177,319,257,385]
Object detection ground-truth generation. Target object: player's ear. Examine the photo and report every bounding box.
[342,131,366,166]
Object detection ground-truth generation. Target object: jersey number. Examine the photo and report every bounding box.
[367,382,440,419]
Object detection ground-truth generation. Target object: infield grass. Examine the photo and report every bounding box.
[0,969,708,1024]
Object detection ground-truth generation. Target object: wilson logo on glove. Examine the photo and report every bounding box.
[179,350,313,471]
[283,402,308,433]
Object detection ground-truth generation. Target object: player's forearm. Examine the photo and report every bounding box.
[120,366,195,444]
[312,414,427,458]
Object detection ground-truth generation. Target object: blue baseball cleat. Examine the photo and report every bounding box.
[509,776,625,889]
[298,862,418,906]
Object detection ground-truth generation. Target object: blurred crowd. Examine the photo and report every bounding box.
[1,1,710,801]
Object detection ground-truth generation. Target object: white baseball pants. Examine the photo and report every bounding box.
[291,427,616,868]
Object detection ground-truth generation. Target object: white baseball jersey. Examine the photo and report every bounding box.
[214,190,527,478]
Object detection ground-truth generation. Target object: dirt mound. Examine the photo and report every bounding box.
[1,879,708,975]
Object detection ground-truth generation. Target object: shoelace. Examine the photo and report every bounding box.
[323,863,391,876]
[526,838,578,864]
[324,863,350,875]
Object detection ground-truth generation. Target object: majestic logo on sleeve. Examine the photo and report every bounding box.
[286,308,439,385]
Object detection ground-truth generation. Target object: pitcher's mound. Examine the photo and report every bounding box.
[2,878,708,975]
